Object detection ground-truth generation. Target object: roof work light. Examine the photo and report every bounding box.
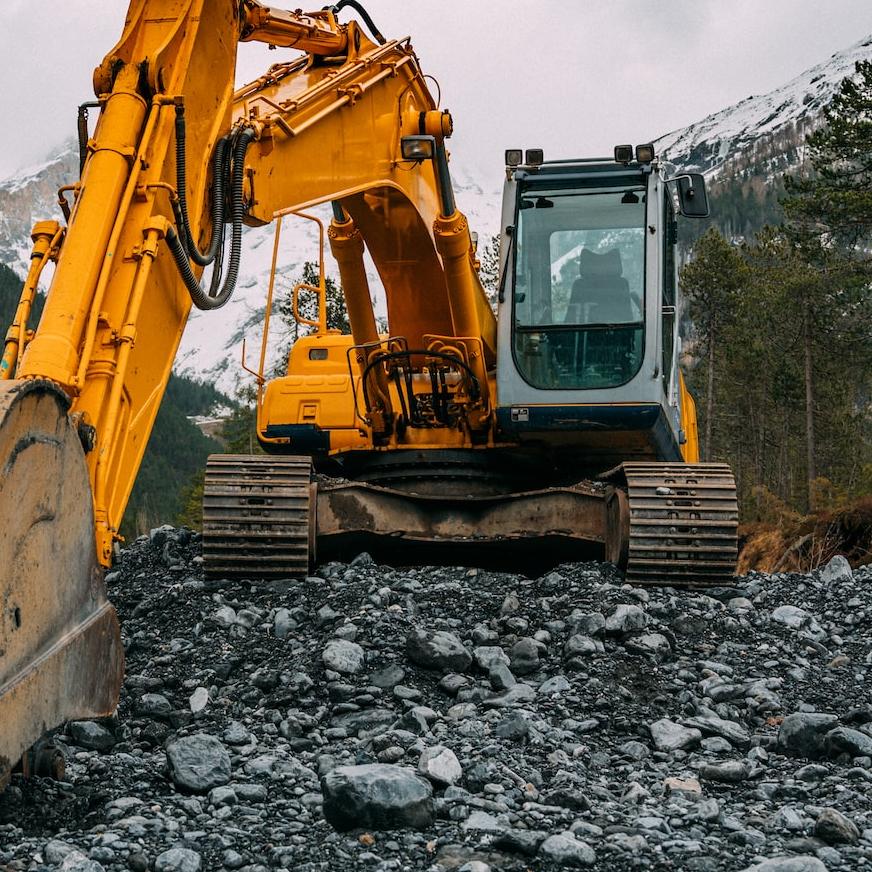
[505,149,523,167]
[635,143,656,164]
[614,144,633,164]
[401,135,436,162]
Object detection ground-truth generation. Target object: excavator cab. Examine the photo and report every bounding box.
[495,149,698,474]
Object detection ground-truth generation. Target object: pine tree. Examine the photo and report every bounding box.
[784,60,872,250]
[679,229,747,459]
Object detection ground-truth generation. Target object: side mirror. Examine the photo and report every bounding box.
[675,173,709,218]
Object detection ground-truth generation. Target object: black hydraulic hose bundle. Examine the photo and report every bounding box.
[326,0,386,45]
[166,109,256,310]
[173,105,230,267]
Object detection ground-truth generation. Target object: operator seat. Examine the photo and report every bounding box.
[568,248,633,324]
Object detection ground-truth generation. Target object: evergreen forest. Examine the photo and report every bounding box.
[680,61,872,564]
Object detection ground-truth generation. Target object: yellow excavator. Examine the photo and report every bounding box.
[0,0,737,785]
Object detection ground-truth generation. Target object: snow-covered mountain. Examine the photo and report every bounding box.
[655,34,872,179]
[1,33,870,393]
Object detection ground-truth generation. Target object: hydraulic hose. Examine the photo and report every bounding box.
[167,126,256,311]
[328,0,386,45]
[174,106,231,266]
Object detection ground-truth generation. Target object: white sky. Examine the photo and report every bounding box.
[0,0,870,180]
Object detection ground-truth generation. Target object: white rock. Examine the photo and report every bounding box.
[771,605,811,629]
[418,745,463,785]
[649,718,702,752]
[322,639,365,674]
[741,856,827,872]
[189,686,209,714]
[473,645,509,669]
[212,605,237,627]
[539,832,596,866]
[819,554,852,585]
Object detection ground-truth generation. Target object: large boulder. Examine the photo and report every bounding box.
[406,629,472,672]
[322,639,365,675]
[649,719,701,752]
[823,726,872,759]
[321,764,434,830]
[776,713,838,759]
[538,832,596,867]
[166,734,231,793]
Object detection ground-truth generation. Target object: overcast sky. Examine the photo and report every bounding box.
[1,1,869,181]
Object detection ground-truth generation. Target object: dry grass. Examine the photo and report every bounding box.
[738,496,872,574]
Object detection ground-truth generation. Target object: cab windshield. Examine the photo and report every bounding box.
[512,186,646,390]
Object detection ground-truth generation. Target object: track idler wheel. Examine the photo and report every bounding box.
[0,380,124,789]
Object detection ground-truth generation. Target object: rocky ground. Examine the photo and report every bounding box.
[1,528,871,872]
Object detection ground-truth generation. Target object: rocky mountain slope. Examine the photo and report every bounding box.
[655,34,872,180]
[1,531,870,871]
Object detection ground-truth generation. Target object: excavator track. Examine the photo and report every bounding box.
[202,455,314,579]
[618,462,738,588]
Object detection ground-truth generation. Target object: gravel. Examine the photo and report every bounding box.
[0,534,870,871]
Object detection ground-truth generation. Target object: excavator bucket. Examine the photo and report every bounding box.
[0,380,123,788]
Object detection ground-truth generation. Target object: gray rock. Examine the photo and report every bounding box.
[406,629,472,672]
[742,858,826,872]
[154,848,202,872]
[44,841,80,865]
[493,829,548,857]
[777,713,838,759]
[539,675,571,695]
[494,711,529,741]
[570,612,605,637]
[212,605,237,627]
[605,604,648,635]
[370,664,405,688]
[625,633,671,655]
[564,634,601,657]
[509,637,541,675]
[418,745,462,785]
[68,721,115,751]
[819,554,852,585]
[619,740,650,760]
[539,832,596,867]
[322,639,365,675]
[771,605,812,629]
[222,721,251,745]
[166,734,231,793]
[650,718,701,752]
[813,808,860,844]
[484,683,535,708]
[473,645,509,670]
[138,693,173,718]
[273,607,294,638]
[322,764,434,830]
[463,810,506,833]
[699,760,749,783]
[208,785,237,807]
[824,726,872,759]
[59,854,104,872]
[489,660,516,691]
[684,715,751,748]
